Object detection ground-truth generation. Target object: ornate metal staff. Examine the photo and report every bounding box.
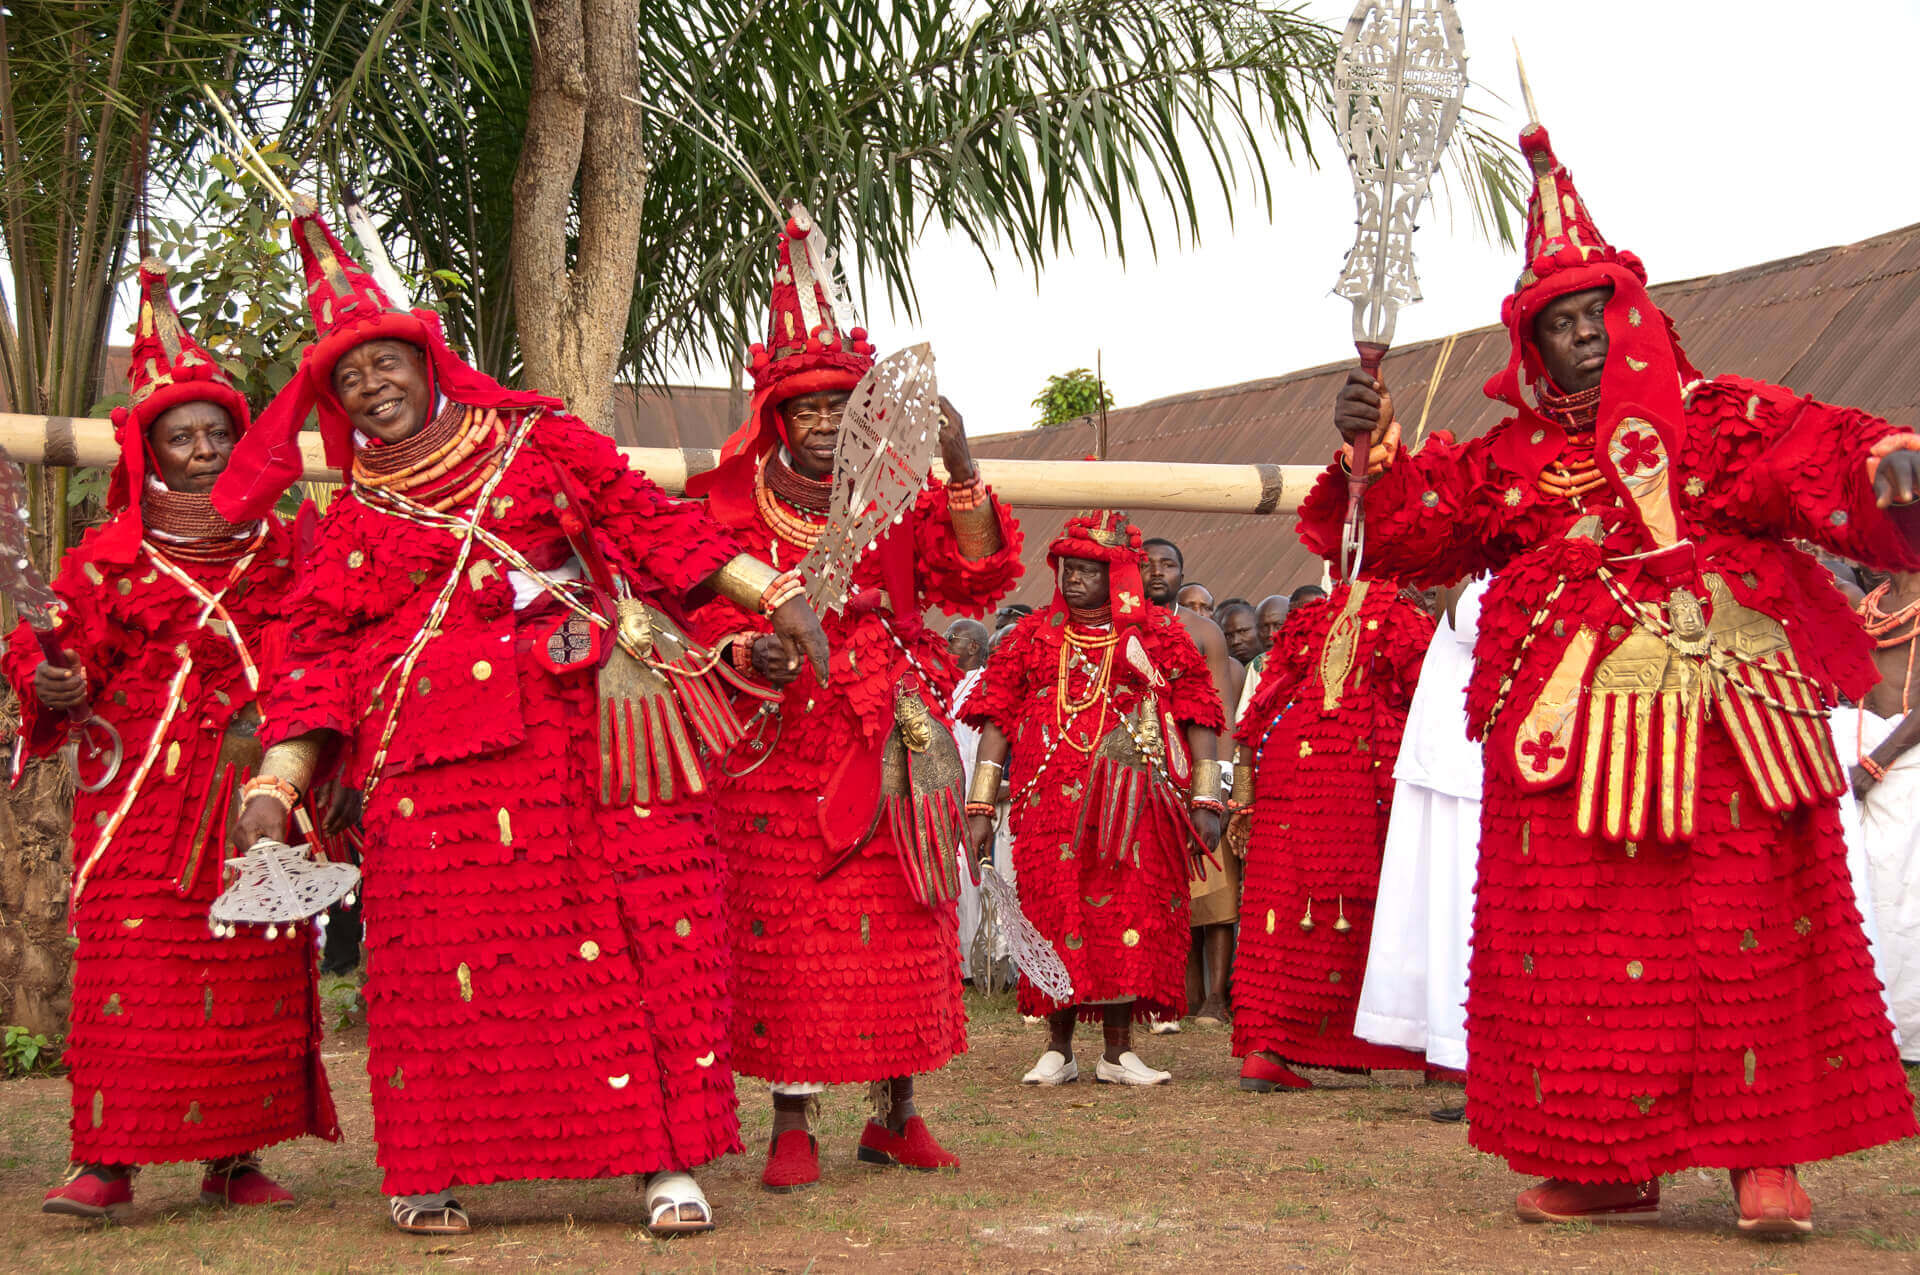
[1331,0,1469,578]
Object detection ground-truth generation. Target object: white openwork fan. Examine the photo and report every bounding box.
[796,342,942,615]
[979,865,1074,1004]
[209,839,360,939]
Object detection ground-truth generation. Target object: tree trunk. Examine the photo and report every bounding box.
[510,0,645,435]
[0,691,73,1040]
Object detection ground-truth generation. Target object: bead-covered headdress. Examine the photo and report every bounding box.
[1046,509,1150,629]
[1481,118,1699,551]
[214,198,561,522]
[687,205,876,521]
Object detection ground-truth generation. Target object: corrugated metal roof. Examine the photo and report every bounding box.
[970,221,1920,611]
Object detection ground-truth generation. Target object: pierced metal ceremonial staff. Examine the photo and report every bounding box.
[1331,0,1469,579]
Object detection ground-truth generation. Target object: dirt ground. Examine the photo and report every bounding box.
[2,989,1917,1273]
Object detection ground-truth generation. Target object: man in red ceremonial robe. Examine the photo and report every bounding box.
[1228,575,1433,1093]
[220,202,827,1236]
[686,208,1023,1192]
[962,511,1224,1086]
[9,260,338,1220]
[1326,115,1920,1234]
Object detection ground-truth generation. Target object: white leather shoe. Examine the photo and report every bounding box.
[1021,1050,1079,1085]
[1095,1051,1172,1085]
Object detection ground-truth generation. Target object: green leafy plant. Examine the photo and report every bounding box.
[1032,368,1114,427]
[2,1024,60,1077]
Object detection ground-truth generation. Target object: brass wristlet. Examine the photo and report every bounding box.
[257,735,322,801]
[1189,757,1224,803]
[1230,760,1254,808]
[707,553,783,615]
[967,757,1003,807]
[951,495,1002,560]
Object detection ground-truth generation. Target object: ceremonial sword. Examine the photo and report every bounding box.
[0,452,122,791]
[1331,0,1469,578]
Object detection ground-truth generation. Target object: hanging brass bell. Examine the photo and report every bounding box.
[1299,897,1316,932]
[1333,895,1352,933]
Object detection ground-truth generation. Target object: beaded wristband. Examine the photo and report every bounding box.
[759,569,805,613]
[1862,755,1889,782]
[964,801,997,818]
[241,775,300,813]
[1189,795,1226,814]
[947,476,989,512]
[730,634,758,676]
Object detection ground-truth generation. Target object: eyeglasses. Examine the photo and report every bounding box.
[786,404,848,428]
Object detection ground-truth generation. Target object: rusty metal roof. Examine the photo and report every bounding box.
[969,221,1920,612]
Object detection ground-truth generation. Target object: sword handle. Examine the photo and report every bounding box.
[31,627,90,723]
[1340,341,1391,581]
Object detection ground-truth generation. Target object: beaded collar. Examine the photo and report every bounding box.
[141,486,253,551]
[1535,382,1601,432]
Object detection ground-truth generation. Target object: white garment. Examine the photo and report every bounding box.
[952,668,1014,971]
[1829,707,1916,1060]
[1354,579,1486,1069]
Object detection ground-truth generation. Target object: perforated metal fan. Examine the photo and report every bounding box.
[980,865,1074,1004]
[209,839,360,937]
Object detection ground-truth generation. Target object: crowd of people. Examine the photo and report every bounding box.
[11,111,1920,1248]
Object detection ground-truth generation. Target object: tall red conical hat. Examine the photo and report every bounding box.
[686,205,875,521]
[213,197,560,522]
[1047,509,1151,629]
[108,257,253,516]
[1481,122,1699,547]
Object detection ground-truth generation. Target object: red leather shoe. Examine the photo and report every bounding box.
[42,1166,133,1220]
[200,1157,295,1207]
[1515,1177,1659,1224]
[1730,1166,1812,1235]
[1239,1052,1312,1092]
[857,1116,959,1171]
[762,1130,820,1193]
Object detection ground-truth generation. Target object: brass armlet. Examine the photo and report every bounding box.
[951,499,1002,560]
[707,553,782,614]
[1229,761,1254,808]
[1189,757,1224,801]
[967,757,1003,807]
[257,735,323,800]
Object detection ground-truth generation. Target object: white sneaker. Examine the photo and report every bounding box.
[1148,1017,1181,1035]
[1094,1051,1172,1085]
[1021,1050,1079,1085]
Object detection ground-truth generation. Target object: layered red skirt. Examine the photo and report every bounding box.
[717,697,966,1085]
[1232,702,1423,1071]
[357,641,738,1196]
[1466,720,1917,1179]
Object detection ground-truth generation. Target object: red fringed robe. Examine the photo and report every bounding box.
[3,514,339,1166]
[693,482,1021,1083]
[965,607,1223,1020]
[1231,581,1431,1071]
[1298,377,1920,1180]
[260,411,742,1195]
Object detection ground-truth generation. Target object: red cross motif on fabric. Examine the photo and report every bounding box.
[1521,729,1567,774]
[1616,431,1661,477]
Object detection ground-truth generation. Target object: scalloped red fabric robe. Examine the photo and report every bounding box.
[259,411,742,1195]
[1231,581,1431,1071]
[694,482,1021,1083]
[4,514,338,1166]
[1297,376,1920,1180]
[964,606,1223,1021]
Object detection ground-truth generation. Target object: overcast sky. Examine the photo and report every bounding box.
[673,0,1920,439]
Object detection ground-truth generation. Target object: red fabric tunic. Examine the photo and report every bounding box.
[1231,581,1432,1071]
[1297,376,1920,1179]
[695,482,1021,1083]
[4,515,339,1166]
[965,606,1223,1020]
[260,411,742,1195]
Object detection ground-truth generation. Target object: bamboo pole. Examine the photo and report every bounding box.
[0,412,1322,515]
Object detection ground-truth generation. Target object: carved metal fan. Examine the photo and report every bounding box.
[796,342,941,615]
[980,865,1074,1004]
[209,839,360,936]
